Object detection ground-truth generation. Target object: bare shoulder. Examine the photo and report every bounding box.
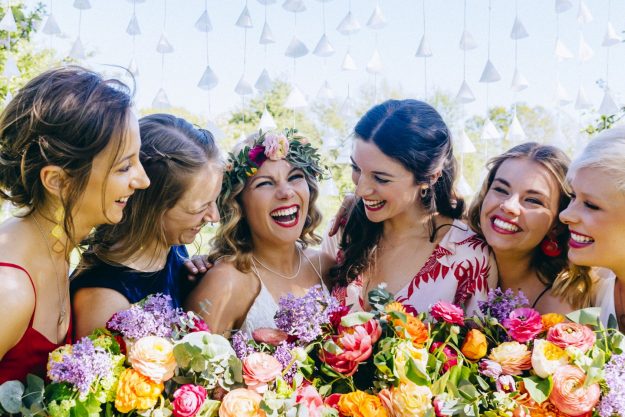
[304,247,335,276]
[72,287,131,338]
[187,260,258,303]
[538,291,575,315]
[0,264,36,355]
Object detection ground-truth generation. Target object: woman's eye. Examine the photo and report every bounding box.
[374,176,390,184]
[118,164,131,173]
[525,198,544,206]
[493,186,508,194]
[256,181,272,188]
[351,164,361,172]
[289,173,304,182]
[584,201,600,210]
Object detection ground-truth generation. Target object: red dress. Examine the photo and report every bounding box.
[0,262,72,383]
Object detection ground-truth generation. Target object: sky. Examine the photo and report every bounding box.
[22,0,625,129]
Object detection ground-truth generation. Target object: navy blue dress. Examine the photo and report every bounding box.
[70,246,190,308]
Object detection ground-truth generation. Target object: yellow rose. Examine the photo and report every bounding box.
[394,340,428,383]
[219,388,265,417]
[338,391,388,417]
[531,339,569,378]
[541,313,565,332]
[488,341,532,376]
[128,336,177,384]
[461,329,488,360]
[114,368,163,413]
[390,382,433,417]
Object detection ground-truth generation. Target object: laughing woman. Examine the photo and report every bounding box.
[185,130,333,336]
[559,126,625,330]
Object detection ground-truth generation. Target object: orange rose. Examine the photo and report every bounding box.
[219,388,265,417]
[393,314,428,347]
[541,313,565,332]
[338,390,388,417]
[115,368,164,413]
[461,329,488,360]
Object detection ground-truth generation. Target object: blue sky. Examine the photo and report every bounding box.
[25,0,625,124]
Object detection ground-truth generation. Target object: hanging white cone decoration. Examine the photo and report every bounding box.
[511,67,529,92]
[0,8,17,32]
[156,33,174,53]
[258,107,277,130]
[42,14,61,35]
[507,115,527,143]
[479,60,501,83]
[366,49,383,74]
[254,68,272,92]
[602,22,621,47]
[313,34,334,57]
[578,33,594,62]
[415,34,432,57]
[456,80,476,103]
[284,84,308,109]
[481,119,503,141]
[195,10,212,32]
[321,177,339,196]
[340,96,354,118]
[336,137,352,163]
[555,80,572,105]
[317,80,335,100]
[284,36,308,58]
[366,4,387,30]
[459,29,478,50]
[341,51,357,71]
[198,65,218,90]
[599,90,619,115]
[577,0,593,24]
[457,128,476,153]
[73,0,91,10]
[456,175,473,196]
[554,39,573,60]
[235,5,253,28]
[152,88,170,109]
[126,14,141,36]
[337,11,361,35]
[321,135,338,151]
[510,16,529,40]
[282,0,305,13]
[234,75,253,96]
[128,57,139,77]
[574,85,592,110]
[555,0,572,13]
[2,54,19,78]
[69,37,86,59]
[259,21,275,44]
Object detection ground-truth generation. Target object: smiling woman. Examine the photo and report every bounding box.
[70,114,222,338]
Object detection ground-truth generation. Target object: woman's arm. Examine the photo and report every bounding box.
[72,288,131,338]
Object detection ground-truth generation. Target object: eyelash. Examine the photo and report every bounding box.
[493,187,544,206]
[351,164,361,173]
[118,163,131,173]
[570,194,600,210]
[374,176,390,184]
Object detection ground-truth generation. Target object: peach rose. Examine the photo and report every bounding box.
[114,368,164,413]
[488,341,532,375]
[547,323,596,353]
[388,382,433,417]
[128,336,177,384]
[461,329,488,360]
[219,388,265,417]
[549,365,600,416]
[242,352,282,393]
[262,133,289,160]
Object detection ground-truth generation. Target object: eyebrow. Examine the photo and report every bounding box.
[350,157,394,177]
[114,153,135,166]
[493,178,548,197]
[249,168,302,185]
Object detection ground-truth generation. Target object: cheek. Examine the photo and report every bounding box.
[351,170,360,185]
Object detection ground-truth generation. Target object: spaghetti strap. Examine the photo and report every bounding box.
[0,262,36,326]
[532,285,552,309]
[301,250,324,285]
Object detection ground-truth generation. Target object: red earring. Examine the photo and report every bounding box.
[540,235,562,257]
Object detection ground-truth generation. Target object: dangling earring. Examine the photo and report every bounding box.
[540,234,562,257]
[420,186,429,199]
[51,206,65,253]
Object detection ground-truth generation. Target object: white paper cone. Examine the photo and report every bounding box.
[69,37,86,59]
[198,65,219,90]
[456,175,473,196]
[481,118,502,140]
[456,80,476,103]
[459,29,478,50]
[577,0,593,24]
[336,137,352,163]
[574,85,592,110]
[254,68,272,92]
[73,0,91,10]
[341,51,357,71]
[555,0,573,13]
[0,8,17,32]
[156,33,174,54]
[555,80,572,105]
[195,10,213,32]
[282,0,306,13]
[458,128,476,154]
[415,34,432,57]
[126,14,141,36]
[128,57,139,77]
[555,39,573,60]
[259,107,277,130]
[366,4,387,30]
[234,76,253,96]
[366,49,383,74]
[317,80,335,100]
[284,85,308,109]
[340,96,353,118]
[507,115,527,143]
[284,36,308,58]
[152,88,170,109]
[321,135,338,151]
[479,59,501,83]
[511,67,529,92]
[602,22,622,47]
[599,90,619,115]
[321,177,339,196]
[578,34,594,62]
[235,5,253,28]
[337,11,361,35]
[313,33,335,57]
[42,14,61,35]
[259,21,275,44]
[510,16,529,40]
[2,54,19,78]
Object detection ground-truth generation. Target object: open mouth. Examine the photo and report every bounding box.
[363,199,386,211]
[569,230,594,248]
[270,205,300,228]
[115,196,130,206]
[490,216,521,234]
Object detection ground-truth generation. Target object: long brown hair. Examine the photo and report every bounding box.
[0,66,133,243]
[467,142,593,308]
[85,113,220,266]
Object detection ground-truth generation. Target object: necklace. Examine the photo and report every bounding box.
[32,215,68,328]
[251,246,302,280]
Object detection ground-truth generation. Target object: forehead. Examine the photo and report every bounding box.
[351,139,406,173]
[253,159,295,177]
[177,163,222,205]
[570,167,624,200]
[494,158,559,193]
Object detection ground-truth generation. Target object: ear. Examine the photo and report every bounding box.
[430,171,442,185]
[40,165,68,197]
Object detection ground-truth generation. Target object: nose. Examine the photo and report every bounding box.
[203,204,220,223]
[276,182,295,200]
[132,163,151,190]
[354,175,373,198]
[559,202,576,225]
[500,195,521,215]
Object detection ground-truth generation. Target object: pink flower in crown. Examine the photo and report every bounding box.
[430,301,465,325]
[248,145,267,167]
[263,133,290,160]
[503,308,543,343]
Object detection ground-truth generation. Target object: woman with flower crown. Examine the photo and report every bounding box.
[186,129,334,336]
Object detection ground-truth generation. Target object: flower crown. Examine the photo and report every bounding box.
[221,128,325,201]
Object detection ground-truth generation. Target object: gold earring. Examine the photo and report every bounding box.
[51,206,65,253]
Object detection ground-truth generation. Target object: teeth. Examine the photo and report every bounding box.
[116,196,129,203]
[493,218,520,232]
[271,206,298,217]
[571,232,594,244]
[363,199,385,208]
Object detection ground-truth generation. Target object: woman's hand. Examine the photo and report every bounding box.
[329,193,356,236]
[183,255,213,283]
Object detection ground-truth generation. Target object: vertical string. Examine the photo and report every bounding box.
[204,0,211,115]
[422,0,428,100]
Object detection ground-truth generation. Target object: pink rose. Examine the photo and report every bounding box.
[248,145,267,167]
[320,319,382,376]
[219,388,265,417]
[191,316,210,332]
[324,394,345,417]
[503,308,543,343]
[242,352,282,393]
[430,342,458,372]
[172,384,207,417]
[430,301,465,325]
[549,365,600,416]
[547,322,596,353]
[262,133,289,160]
[252,328,288,346]
[296,385,324,417]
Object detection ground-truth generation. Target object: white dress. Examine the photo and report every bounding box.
[592,268,617,328]
[240,251,328,336]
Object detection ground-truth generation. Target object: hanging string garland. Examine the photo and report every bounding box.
[69,0,90,60]
[598,0,621,115]
[414,0,431,100]
[196,0,218,120]
[152,0,173,109]
[507,0,529,145]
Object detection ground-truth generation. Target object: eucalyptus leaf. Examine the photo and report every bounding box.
[0,380,24,414]
[340,312,374,327]
[523,375,552,404]
[566,308,601,326]
[323,340,344,355]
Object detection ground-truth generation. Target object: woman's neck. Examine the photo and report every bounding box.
[382,204,433,245]
[124,239,170,272]
[251,239,299,271]
[495,251,537,291]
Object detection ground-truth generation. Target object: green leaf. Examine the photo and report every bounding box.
[523,376,552,404]
[430,370,450,395]
[474,374,490,391]
[566,308,601,326]
[21,375,44,409]
[323,340,344,355]
[405,357,429,386]
[0,380,25,414]
[44,382,73,402]
[340,312,374,327]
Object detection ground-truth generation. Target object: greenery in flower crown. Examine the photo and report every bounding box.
[221,128,326,201]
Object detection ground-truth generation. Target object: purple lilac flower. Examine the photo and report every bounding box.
[273,342,297,383]
[106,294,184,340]
[478,288,529,323]
[231,331,255,360]
[47,337,113,396]
[598,353,625,417]
[274,285,341,344]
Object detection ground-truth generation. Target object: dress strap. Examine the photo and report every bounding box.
[0,262,37,327]
[301,250,324,284]
[532,285,552,309]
